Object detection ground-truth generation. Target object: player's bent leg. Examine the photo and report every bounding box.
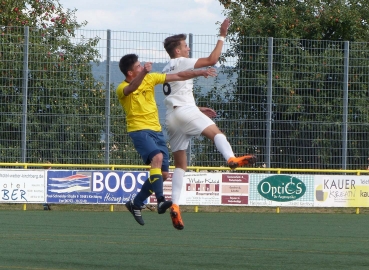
[202,125,257,169]
[155,170,172,214]
[134,178,153,207]
[149,167,173,214]
[201,124,222,142]
[150,153,165,199]
[151,153,170,211]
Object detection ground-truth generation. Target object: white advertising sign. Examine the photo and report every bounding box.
[149,172,249,206]
[0,170,46,203]
[314,175,369,207]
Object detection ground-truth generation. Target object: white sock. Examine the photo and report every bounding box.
[171,168,185,205]
[214,133,235,161]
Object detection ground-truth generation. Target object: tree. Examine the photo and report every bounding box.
[199,0,369,169]
[219,0,369,41]
[0,0,133,165]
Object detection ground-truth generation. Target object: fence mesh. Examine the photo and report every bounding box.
[1,26,368,169]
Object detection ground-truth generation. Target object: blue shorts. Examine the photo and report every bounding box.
[128,130,169,172]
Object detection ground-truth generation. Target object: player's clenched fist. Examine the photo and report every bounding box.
[143,62,152,73]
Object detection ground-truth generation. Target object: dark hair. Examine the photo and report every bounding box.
[163,34,187,58]
[119,54,138,76]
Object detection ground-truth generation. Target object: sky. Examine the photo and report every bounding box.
[58,0,227,36]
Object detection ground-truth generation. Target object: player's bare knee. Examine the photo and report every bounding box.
[152,152,163,162]
[202,125,222,141]
[151,152,163,168]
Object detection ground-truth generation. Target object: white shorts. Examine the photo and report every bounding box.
[165,105,215,152]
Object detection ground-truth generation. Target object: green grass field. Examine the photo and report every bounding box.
[0,209,368,270]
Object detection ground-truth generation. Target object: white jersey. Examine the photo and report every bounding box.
[162,57,198,110]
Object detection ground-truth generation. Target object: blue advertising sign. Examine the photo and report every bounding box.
[46,170,148,204]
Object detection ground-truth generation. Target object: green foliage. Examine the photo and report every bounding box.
[0,0,134,164]
[195,0,369,169]
[220,0,369,41]
[0,0,86,31]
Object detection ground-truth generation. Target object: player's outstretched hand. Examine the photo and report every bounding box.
[219,18,231,37]
[143,62,152,73]
[220,18,230,37]
[203,67,217,78]
[199,107,217,118]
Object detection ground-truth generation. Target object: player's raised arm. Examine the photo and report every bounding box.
[165,67,217,82]
[123,62,152,96]
[194,18,230,69]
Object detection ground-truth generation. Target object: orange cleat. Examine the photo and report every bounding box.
[170,204,184,230]
[227,154,257,169]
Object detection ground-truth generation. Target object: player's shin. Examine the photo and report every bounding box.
[171,168,185,204]
[149,168,164,200]
[133,178,153,207]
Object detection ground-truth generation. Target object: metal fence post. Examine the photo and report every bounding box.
[189,33,193,58]
[342,41,349,169]
[105,30,111,164]
[187,33,193,166]
[266,37,273,168]
[21,26,29,162]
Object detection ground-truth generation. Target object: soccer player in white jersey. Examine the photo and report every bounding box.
[162,18,256,230]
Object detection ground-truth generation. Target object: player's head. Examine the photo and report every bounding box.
[119,54,141,77]
[164,34,189,58]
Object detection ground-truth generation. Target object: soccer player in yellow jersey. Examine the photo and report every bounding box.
[116,54,216,225]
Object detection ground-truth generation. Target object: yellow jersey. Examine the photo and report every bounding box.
[116,73,166,132]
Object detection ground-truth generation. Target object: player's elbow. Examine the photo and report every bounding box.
[204,56,219,67]
[208,58,218,66]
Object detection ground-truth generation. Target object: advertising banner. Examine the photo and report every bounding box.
[149,172,249,206]
[46,170,148,204]
[249,174,314,207]
[3,169,368,207]
[221,173,249,205]
[0,170,46,203]
[314,175,369,207]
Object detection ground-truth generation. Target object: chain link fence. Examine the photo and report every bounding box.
[1,26,368,169]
